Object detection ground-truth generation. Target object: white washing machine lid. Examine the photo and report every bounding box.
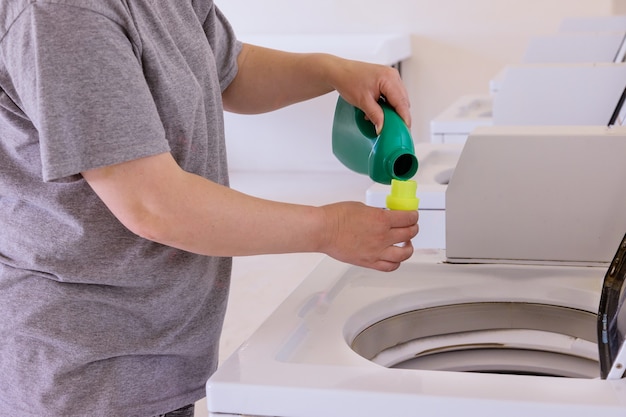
[599,232,626,379]
[609,86,626,127]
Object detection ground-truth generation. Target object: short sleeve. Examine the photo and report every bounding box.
[202,4,242,93]
[3,4,170,181]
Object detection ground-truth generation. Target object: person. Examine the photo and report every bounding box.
[0,1,418,416]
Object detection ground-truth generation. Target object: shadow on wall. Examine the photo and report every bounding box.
[614,0,626,14]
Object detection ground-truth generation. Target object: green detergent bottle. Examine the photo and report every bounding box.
[332,96,418,185]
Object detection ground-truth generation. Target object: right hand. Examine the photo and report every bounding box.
[318,202,419,272]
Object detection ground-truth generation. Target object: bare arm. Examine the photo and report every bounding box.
[81,152,419,272]
[222,43,411,134]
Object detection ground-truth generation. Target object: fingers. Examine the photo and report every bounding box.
[385,210,419,246]
[363,106,385,136]
[384,239,415,262]
[369,68,412,131]
[369,214,418,272]
[319,202,418,272]
[361,92,410,136]
[391,223,419,246]
[388,209,419,228]
[333,60,410,135]
[380,77,412,128]
[372,260,402,272]
[370,241,415,272]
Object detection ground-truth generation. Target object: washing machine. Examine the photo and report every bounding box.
[559,15,626,33]
[206,125,626,416]
[429,62,626,145]
[205,247,626,417]
[522,31,626,64]
[429,25,626,146]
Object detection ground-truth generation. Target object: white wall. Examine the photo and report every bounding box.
[217,0,615,147]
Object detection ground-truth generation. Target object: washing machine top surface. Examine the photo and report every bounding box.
[207,250,626,417]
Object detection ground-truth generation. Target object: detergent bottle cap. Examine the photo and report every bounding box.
[386,179,419,211]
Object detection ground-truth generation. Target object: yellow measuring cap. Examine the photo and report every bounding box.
[386,179,419,211]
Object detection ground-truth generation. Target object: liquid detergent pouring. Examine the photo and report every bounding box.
[332,96,419,210]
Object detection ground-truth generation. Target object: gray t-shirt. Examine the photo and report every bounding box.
[0,1,241,415]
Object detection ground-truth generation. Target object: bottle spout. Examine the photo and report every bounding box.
[332,96,418,185]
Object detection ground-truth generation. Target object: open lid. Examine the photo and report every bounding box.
[609,86,626,127]
[598,232,626,379]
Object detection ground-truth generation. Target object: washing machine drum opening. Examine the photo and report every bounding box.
[350,302,599,379]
